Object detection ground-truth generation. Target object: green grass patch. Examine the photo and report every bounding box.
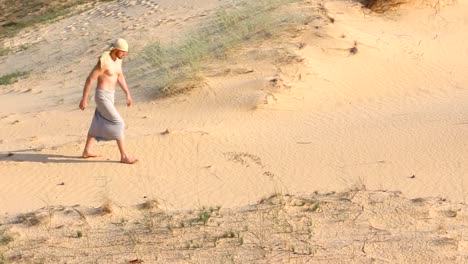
[0,229,13,246]
[194,206,220,225]
[141,0,304,96]
[0,71,31,86]
[0,48,11,57]
[198,210,211,225]
[0,236,13,246]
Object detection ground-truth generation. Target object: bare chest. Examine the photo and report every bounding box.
[102,60,122,78]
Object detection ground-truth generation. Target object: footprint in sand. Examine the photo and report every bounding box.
[263,93,277,105]
[224,152,263,168]
[263,171,276,180]
[254,77,294,109]
[184,13,205,22]
[22,88,41,94]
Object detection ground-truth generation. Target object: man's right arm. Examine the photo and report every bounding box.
[79,61,102,110]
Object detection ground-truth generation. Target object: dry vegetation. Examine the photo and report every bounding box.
[1,0,466,263]
[362,0,408,12]
[361,0,455,13]
[0,71,30,86]
[0,189,466,263]
[139,0,310,96]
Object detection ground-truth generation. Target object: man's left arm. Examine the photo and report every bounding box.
[118,73,133,107]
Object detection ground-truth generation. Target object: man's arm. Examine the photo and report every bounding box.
[79,61,102,110]
[117,73,133,107]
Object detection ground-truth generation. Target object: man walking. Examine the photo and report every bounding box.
[79,38,138,164]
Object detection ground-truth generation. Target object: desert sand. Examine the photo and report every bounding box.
[1,0,468,263]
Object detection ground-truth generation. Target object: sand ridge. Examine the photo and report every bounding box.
[0,0,467,213]
[1,189,468,263]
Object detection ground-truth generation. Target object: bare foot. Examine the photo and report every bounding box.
[82,151,101,158]
[121,157,138,164]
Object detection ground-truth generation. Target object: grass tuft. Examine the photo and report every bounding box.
[361,0,408,13]
[198,210,211,225]
[0,234,13,246]
[0,48,11,57]
[141,0,304,96]
[15,212,47,226]
[0,71,31,86]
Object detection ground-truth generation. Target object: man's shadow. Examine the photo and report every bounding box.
[0,150,118,164]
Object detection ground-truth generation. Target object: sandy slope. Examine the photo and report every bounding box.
[1,0,468,262]
[0,0,467,221]
[1,189,468,263]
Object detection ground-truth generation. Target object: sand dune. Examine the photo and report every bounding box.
[1,0,467,213]
[1,0,468,262]
[1,189,467,263]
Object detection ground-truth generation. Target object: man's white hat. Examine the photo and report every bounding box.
[113,38,128,52]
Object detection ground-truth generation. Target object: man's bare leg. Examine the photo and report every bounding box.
[82,135,101,158]
[116,139,138,164]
